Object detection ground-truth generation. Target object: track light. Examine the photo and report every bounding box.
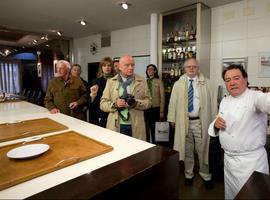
[41,35,48,40]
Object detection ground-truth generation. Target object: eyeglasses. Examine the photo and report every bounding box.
[185,65,198,69]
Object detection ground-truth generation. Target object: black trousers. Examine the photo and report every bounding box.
[144,107,160,144]
[209,136,224,179]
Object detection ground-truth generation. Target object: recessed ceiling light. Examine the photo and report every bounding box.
[80,20,87,26]
[57,31,62,36]
[5,49,11,55]
[120,2,130,10]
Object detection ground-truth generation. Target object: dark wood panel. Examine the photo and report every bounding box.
[235,171,270,199]
[27,145,179,200]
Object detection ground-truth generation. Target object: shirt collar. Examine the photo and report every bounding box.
[188,76,198,82]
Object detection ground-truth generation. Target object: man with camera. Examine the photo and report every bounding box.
[100,55,152,140]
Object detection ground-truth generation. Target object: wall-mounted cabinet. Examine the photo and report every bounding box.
[158,3,211,114]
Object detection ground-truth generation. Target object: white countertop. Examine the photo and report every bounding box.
[0,101,154,199]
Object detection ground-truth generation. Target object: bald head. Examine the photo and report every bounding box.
[119,55,135,78]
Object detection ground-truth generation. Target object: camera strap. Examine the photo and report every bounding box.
[118,109,130,121]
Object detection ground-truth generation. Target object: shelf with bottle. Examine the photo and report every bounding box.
[162,62,185,94]
[162,46,196,62]
[163,24,196,44]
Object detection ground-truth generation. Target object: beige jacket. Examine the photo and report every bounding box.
[167,73,217,164]
[149,78,165,116]
[100,74,152,141]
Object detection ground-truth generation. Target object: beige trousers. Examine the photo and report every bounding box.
[184,119,211,181]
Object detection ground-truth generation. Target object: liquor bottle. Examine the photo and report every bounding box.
[189,26,195,40]
[180,47,185,60]
[170,64,175,77]
[166,33,170,43]
[174,31,178,42]
[169,32,174,43]
[177,31,181,42]
[180,27,186,41]
[185,24,189,41]
[184,47,188,59]
[167,49,172,60]
[187,46,193,58]
[172,48,177,61]
[174,64,179,77]
[176,48,181,60]
[162,49,167,61]
[192,46,196,57]
[178,66,182,76]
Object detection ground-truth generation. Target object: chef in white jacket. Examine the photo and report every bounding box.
[208,64,270,199]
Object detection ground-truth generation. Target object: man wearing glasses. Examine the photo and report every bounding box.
[167,58,216,189]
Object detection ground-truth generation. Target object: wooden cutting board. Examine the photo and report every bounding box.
[0,118,68,142]
[0,131,113,191]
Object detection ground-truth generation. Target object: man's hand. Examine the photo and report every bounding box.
[90,84,99,96]
[116,98,128,109]
[214,116,226,130]
[69,101,78,109]
[50,108,60,114]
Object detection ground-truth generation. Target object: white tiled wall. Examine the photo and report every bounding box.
[73,24,150,81]
[210,0,270,87]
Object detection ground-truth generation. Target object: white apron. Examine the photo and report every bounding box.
[224,147,269,199]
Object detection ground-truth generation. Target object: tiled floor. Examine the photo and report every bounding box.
[178,161,224,199]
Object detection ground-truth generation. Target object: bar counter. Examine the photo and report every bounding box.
[235,171,270,199]
[0,101,179,199]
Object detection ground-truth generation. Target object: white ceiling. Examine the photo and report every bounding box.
[0,0,240,47]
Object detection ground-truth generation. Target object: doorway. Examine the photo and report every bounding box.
[88,62,99,85]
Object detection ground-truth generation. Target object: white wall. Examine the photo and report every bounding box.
[210,0,270,87]
[73,24,150,81]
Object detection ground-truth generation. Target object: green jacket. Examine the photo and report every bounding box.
[44,75,88,120]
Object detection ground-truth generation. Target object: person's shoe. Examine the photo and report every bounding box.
[184,177,194,186]
[204,180,214,189]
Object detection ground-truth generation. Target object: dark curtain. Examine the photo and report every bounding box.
[40,51,54,93]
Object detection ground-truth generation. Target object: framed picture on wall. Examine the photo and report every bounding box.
[258,52,270,78]
[222,57,248,71]
[53,60,58,77]
[37,62,42,77]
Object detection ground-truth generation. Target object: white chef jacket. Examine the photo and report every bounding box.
[208,88,270,199]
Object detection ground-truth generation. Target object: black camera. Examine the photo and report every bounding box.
[120,94,136,107]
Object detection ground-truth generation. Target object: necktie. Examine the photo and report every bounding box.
[188,79,194,112]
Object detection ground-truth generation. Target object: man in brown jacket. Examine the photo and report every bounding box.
[44,60,87,120]
[100,55,152,140]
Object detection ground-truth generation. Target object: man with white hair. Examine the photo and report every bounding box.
[167,58,216,189]
[44,60,87,120]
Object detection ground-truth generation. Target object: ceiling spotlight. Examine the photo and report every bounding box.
[120,2,130,10]
[80,20,87,26]
[56,31,62,36]
[5,49,11,56]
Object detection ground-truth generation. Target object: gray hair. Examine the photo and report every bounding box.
[183,58,199,68]
[57,60,71,69]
